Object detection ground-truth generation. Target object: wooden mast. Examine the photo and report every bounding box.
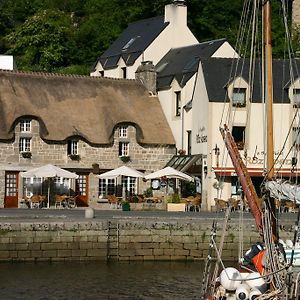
[263,0,278,242]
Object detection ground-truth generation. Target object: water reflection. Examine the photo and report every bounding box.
[0,261,204,300]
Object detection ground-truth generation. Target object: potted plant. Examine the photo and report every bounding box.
[21,152,32,158]
[167,193,186,211]
[69,154,80,160]
[120,156,131,163]
[122,200,131,211]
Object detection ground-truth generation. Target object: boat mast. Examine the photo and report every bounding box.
[263,0,278,242]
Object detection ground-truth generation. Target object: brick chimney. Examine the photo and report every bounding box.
[135,61,157,95]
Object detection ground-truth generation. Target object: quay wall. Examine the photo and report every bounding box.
[0,219,295,262]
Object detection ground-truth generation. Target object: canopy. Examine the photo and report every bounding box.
[21,164,78,179]
[97,166,144,179]
[20,164,78,208]
[265,180,300,204]
[144,166,193,182]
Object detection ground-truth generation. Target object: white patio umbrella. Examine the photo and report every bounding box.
[97,166,144,179]
[97,166,144,199]
[21,164,78,208]
[144,166,193,182]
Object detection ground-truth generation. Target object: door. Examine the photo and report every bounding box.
[75,174,89,206]
[4,172,19,208]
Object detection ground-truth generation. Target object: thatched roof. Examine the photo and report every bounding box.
[0,70,175,145]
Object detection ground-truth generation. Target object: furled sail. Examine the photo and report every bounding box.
[265,180,300,204]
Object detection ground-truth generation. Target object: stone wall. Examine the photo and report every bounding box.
[0,219,295,262]
[293,0,300,27]
[0,119,175,207]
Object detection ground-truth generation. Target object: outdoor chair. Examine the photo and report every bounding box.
[30,195,44,209]
[54,195,67,209]
[214,198,228,212]
[107,194,120,209]
[228,197,240,211]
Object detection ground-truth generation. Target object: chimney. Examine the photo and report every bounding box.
[135,61,157,95]
[164,0,187,27]
[292,0,300,28]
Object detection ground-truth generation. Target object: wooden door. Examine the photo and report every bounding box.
[4,172,19,208]
[75,174,89,207]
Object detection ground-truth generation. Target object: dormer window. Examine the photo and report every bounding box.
[293,89,300,107]
[20,119,31,132]
[19,137,31,152]
[232,88,246,107]
[67,140,78,155]
[121,67,127,79]
[119,126,128,138]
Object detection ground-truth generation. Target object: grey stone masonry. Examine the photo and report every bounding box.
[0,218,295,262]
[0,119,175,207]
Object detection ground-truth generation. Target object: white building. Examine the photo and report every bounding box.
[192,57,300,210]
[90,0,198,79]
[0,55,16,70]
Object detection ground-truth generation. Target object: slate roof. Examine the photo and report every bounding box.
[0,70,175,145]
[93,16,169,71]
[200,57,300,103]
[156,39,227,90]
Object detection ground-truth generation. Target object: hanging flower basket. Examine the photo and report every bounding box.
[178,149,186,156]
[21,152,32,158]
[120,156,131,163]
[69,154,80,160]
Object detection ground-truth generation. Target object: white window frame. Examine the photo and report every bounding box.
[19,137,31,152]
[68,140,78,155]
[119,126,128,138]
[20,119,31,132]
[119,142,129,157]
[122,176,137,196]
[99,178,116,197]
[232,88,246,107]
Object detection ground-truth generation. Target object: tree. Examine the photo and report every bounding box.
[5,9,76,71]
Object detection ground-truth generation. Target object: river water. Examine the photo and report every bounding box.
[0,261,204,300]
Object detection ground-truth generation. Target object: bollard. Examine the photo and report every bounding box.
[85,207,95,219]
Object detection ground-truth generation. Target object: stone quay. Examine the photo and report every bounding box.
[0,209,296,262]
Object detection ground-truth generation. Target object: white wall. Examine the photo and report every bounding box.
[0,55,15,70]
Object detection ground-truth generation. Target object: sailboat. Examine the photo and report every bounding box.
[201,0,300,299]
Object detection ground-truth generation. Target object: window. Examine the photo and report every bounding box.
[293,89,300,107]
[187,130,192,155]
[119,126,128,138]
[20,119,31,132]
[122,176,136,196]
[67,140,78,155]
[119,142,129,157]
[292,127,300,148]
[19,137,31,152]
[122,36,140,51]
[121,67,127,79]
[175,91,181,116]
[232,88,246,107]
[99,178,116,197]
[232,126,245,150]
[99,70,104,77]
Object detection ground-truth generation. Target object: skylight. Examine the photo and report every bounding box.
[156,62,169,73]
[183,57,199,71]
[122,36,140,51]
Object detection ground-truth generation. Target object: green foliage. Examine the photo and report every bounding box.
[143,188,153,198]
[168,193,180,204]
[0,0,294,73]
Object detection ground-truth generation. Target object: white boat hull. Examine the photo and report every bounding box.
[285,249,300,266]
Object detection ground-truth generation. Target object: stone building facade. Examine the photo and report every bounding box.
[0,70,175,208]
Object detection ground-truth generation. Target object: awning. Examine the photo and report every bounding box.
[213,167,300,177]
[165,154,202,173]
